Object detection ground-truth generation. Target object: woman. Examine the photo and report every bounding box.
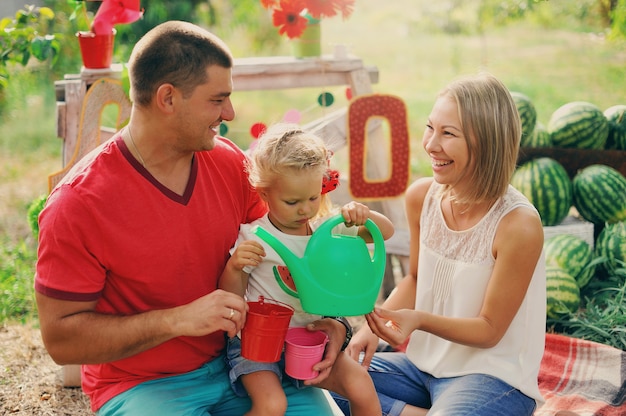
[336,73,546,416]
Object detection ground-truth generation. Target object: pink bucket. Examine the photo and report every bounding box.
[241,297,294,363]
[284,327,329,380]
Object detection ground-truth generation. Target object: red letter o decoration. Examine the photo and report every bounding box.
[348,94,409,199]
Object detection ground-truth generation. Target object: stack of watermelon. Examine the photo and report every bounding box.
[572,164,626,226]
[509,93,626,323]
[603,105,626,150]
[510,93,626,227]
[511,157,572,226]
[542,219,626,320]
[511,94,626,151]
[594,221,626,279]
[544,234,594,318]
[547,101,610,150]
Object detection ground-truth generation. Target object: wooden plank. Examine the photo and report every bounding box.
[56,102,66,142]
[62,80,85,166]
[232,56,378,91]
[233,55,373,74]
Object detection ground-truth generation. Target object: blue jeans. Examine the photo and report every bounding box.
[225,335,307,397]
[332,352,536,416]
[97,353,334,416]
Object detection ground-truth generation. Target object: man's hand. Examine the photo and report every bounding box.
[301,317,347,385]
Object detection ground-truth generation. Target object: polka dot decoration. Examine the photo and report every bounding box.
[283,109,302,123]
[317,92,334,107]
[250,122,267,139]
[219,123,228,136]
[345,87,353,100]
[347,94,410,199]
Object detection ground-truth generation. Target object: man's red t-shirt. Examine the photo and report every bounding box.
[35,135,266,411]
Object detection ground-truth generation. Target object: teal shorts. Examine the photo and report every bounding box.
[97,354,335,416]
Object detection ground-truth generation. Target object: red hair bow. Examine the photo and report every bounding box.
[322,169,340,194]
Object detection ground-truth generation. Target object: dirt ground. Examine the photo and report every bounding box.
[0,322,92,415]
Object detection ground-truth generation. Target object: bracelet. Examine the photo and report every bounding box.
[323,316,352,351]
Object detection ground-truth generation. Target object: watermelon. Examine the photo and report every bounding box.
[572,165,626,225]
[604,104,626,150]
[546,266,580,319]
[594,220,626,277]
[548,101,609,149]
[511,92,537,146]
[511,157,573,226]
[544,234,595,288]
[521,122,552,148]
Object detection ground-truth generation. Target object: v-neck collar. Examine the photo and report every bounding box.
[117,136,197,205]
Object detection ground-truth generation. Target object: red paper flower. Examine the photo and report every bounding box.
[261,0,355,39]
[272,0,308,39]
[92,0,143,35]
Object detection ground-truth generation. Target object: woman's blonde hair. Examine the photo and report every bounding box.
[247,123,334,218]
[439,72,521,205]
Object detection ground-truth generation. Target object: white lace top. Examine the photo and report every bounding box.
[404,182,546,404]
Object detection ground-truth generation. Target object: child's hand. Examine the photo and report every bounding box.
[229,240,265,272]
[341,201,371,227]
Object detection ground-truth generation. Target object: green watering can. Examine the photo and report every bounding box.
[251,214,386,316]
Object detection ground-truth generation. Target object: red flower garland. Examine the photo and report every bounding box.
[261,0,355,39]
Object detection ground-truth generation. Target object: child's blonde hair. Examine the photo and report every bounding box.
[247,123,334,219]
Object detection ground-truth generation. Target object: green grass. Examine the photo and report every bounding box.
[1,0,625,327]
[0,66,58,325]
[0,239,38,323]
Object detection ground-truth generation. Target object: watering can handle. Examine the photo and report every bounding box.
[315,214,386,266]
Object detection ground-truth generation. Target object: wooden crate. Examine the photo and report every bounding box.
[543,215,595,248]
[517,147,626,179]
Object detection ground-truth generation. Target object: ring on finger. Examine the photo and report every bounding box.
[228,308,235,320]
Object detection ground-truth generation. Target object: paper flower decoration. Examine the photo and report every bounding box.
[91,0,143,35]
[261,0,355,39]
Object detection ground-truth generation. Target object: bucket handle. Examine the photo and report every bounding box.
[252,296,295,314]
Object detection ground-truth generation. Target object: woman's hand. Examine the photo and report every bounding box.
[366,308,415,350]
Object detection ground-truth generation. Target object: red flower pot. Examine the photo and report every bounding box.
[76,30,116,69]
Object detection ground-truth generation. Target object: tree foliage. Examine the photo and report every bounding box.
[0,5,60,91]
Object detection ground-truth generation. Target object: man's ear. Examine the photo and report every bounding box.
[155,83,176,113]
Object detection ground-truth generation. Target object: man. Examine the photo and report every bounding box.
[35,21,346,415]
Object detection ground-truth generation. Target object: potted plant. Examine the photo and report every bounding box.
[260,0,355,58]
[73,0,142,69]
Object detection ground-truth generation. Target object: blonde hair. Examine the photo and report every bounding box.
[439,72,521,205]
[247,123,334,218]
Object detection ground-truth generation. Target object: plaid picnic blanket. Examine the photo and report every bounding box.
[535,333,626,416]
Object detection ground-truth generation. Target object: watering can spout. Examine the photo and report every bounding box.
[251,225,310,283]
